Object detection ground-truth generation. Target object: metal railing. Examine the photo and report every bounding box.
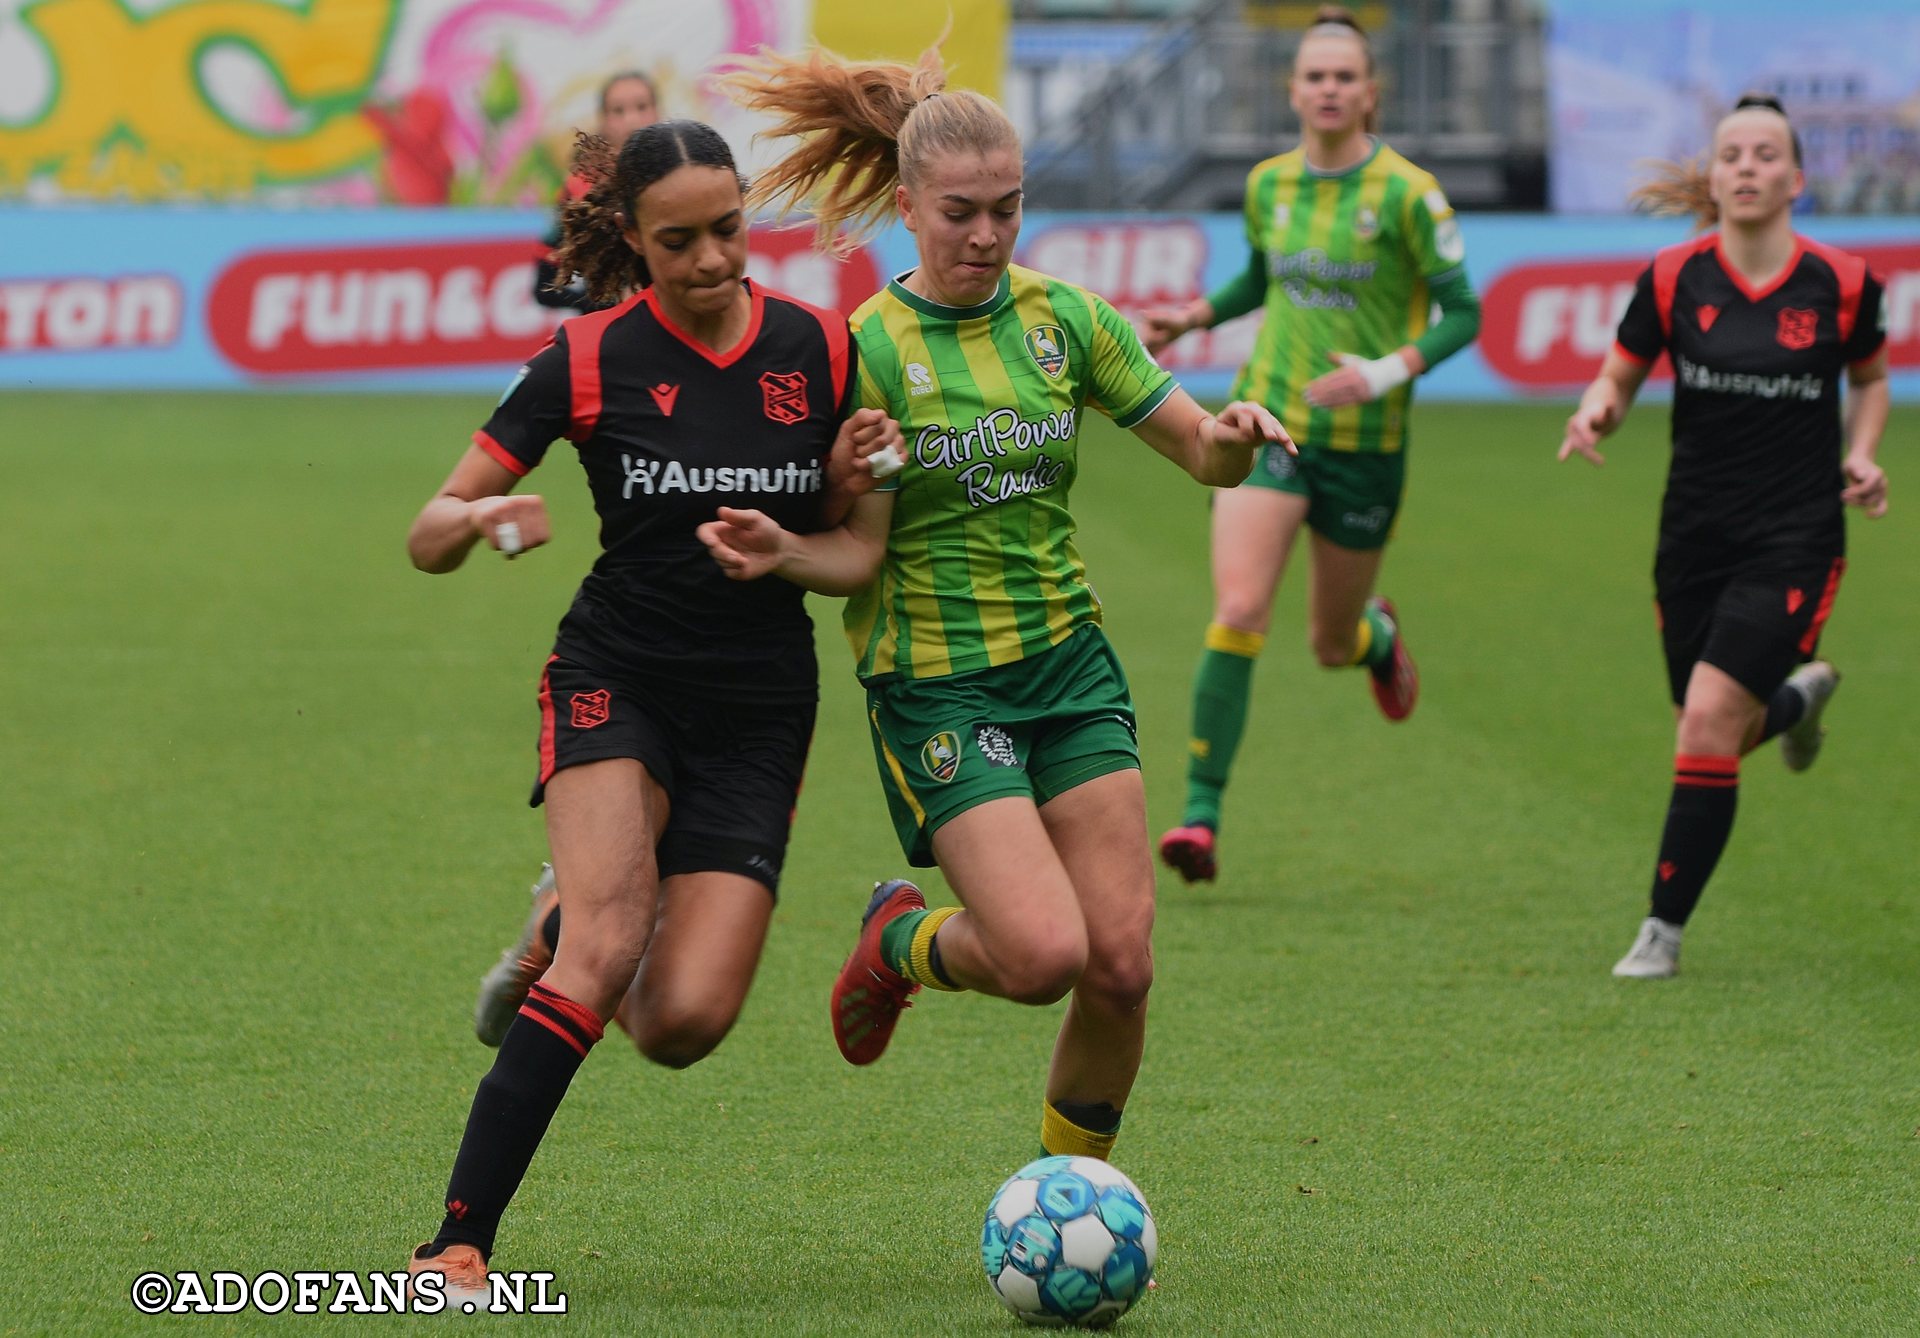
[1021,0,1546,210]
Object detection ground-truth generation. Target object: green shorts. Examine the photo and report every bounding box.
[1243,443,1407,551]
[865,623,1140,866]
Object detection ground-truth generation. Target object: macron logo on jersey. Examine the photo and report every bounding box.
[649,383,680,417]
[907,362,935,397]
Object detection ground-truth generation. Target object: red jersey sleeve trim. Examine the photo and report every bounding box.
[1612,339,1652,367]
[759,283,853,409]
[562,294,641,441]
[473,429,529,476]
[1651,234,1716,340]
[1798,234,1869,347]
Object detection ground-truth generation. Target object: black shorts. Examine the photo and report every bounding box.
[1655,556,1845,706]
[532,655,815,896]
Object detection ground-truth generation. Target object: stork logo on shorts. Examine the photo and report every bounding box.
[1776,308,1818,351]
[921,731,961,784]
[976,724,1021,769]
[1024,325,1067,378]
[759,370,810,424]
[569,689,611,730]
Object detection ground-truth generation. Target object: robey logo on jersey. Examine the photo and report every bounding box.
[620,455,824,499]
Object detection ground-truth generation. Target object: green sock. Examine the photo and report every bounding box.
[878,908,931,979]
[1183,624,1265,830]
[1355,603,1396,669]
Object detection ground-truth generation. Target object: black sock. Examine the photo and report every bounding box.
[1751,680,1808,748]
[433,981,603,1259]
[1051,1099,1123,1136]
[540,905,562,955]
[1648,754,1740,926]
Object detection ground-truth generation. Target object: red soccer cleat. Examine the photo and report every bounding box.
[830,879,925,1065]
[1366,596,1419,722]
[1158,825,1217,884]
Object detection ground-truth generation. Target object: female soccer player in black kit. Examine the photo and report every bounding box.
[401,120,900,1300]
[1558,95,1892,979]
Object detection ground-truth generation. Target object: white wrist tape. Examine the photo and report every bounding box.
[1339,352,1414,400]
[495,521,523,557]
[868,445,905,479]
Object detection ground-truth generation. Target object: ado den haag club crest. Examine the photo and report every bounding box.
[921,731,961,784]
[760,369,809,424]
[1024,325,1067,378]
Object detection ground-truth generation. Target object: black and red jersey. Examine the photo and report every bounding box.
[1613,232,1886,575]
[476,279,855,703]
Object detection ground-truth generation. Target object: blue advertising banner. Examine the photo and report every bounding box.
[1,207,1915,401]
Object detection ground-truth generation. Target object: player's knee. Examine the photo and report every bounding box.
[1000,936,1088,1006]
[636,1008,734,1070]
[1213,601,1271,638]
[1079,952,1153,1016]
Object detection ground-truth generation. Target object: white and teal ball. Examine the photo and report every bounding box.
[981,1155,1156,1328]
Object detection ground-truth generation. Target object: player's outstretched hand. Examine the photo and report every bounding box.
[1212,401,1296,455]
[1557,404,1609,467]
[698,506,791,581]
[1138,307,1192,357]
[1842,453,1888,518]
[470,493,551,558]
[829,407,906,495]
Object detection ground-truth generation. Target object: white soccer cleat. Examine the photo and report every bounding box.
[473,863,559,1046]
[1612,916,1682,979]
[1779,661,1839,773]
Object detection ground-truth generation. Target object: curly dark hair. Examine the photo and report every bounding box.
[550,120,746,307]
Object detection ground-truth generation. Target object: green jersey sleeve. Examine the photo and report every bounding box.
[1401,177,1480,369]
[1404,177,1468,282]
[1086,294,1177,429]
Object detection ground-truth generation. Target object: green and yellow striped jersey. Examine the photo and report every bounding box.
[844,264,1176,682]
[1233,140,1466,452]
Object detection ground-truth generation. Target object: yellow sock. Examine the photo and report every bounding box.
[905,906,963,991]
[1349,617,1374,665]
[1041,1102,1120,1161]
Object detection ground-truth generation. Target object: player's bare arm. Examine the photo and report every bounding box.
[821,408,906,526]
[1129,388,1291,487]
[407,444,552,573]
[699,491,894,595]
[1842,350,1891,518]
[1560,348,1652,467]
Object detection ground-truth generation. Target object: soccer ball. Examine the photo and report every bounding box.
[981,1155,1156,1328]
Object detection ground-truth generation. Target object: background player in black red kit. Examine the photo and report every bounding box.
[1558,95,1892,980]
[400,120,900,1300]
[531,70,660,313]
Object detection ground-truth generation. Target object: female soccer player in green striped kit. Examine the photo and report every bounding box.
[1143,6,1482,883]
[708,44,1291,1163]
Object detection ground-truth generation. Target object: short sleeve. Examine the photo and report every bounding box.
[1404,179,1468,281]
[1613,265,1665,366]
[1845,272,1888,365]
[1087,295,1177,429]
[474,331,572,476]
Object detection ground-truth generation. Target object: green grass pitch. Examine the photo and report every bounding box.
[4,392,1916,1334]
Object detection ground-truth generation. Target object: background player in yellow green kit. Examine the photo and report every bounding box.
[710,43,1291,1162]
[1142,6,1482,883]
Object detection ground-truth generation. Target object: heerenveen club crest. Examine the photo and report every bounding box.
[1024,324,1067,378]
[921,731,961,784]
